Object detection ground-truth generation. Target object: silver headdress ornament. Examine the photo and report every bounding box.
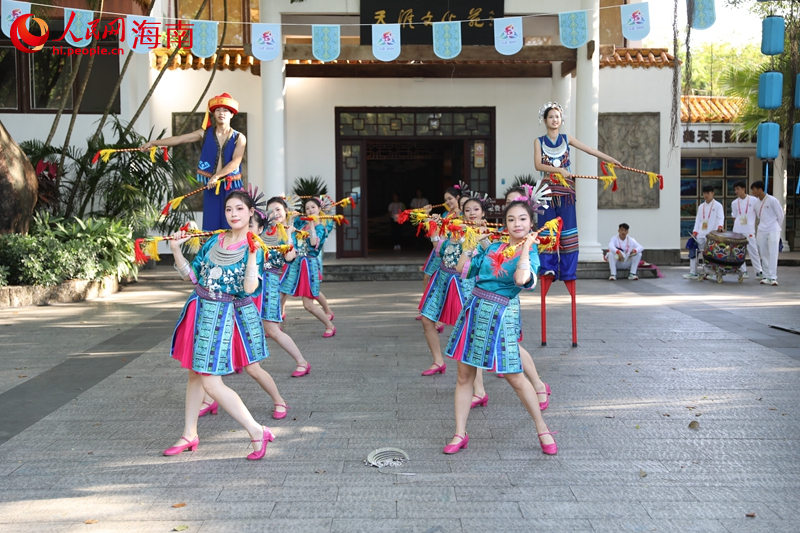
[513,182,552,216]
[538,102,564,125]
[466,189,500,215]
[246,183,267,218]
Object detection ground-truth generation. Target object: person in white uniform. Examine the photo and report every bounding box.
[684,185,724,280]
[606,223,645,281]
[751,180,784,286]
[730,180,762,280]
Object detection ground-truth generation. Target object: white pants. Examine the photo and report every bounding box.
[607,252,639,276]
[737,233,762,274]
[757,231,780,280]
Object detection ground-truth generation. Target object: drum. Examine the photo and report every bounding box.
[703,231,748,267]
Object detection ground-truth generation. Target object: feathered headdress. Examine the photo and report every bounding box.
[538,101,564,124]
[247,183,267,219]
[510,182,552,216]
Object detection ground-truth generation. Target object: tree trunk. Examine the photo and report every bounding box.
[44,55,84,146]
[0,121,38,234]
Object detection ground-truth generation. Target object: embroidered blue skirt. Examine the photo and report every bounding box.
[171,286,269,375]
[259,268,283,323]
[423,247,442,276]
[445,287,523,374]
[419,266,465,325]
[280,256,320,298]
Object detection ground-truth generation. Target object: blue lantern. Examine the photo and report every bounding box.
[758,72,783,110]
[796,73,800,108]
[757,122,779,160]
[793,123,800,160]
[761,16,785,55]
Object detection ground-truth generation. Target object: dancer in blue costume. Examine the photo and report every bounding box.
[164,190,279,460]
[280,198,336,338]
[533,102,620,280]
[313,198,337,322]
[443,200,557,456]
[141,93,245,231]
[259,196,312,379]
[417,187,462,324]
[419,193,484,376]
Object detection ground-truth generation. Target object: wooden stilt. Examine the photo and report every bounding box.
[540,275,554,346]
[565,279,577,347]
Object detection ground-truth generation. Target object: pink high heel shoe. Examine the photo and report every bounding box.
[291,362,311,377]
[415,315,423,321]
[538,431,558,455]
[163,436,199,456]
[322,326,336,338]
[272,403,290,420]
[470,394,488,409]
[538,382,552,411]
[198,401,218,417]
[436,323,445,333]
[421,363,446,376]
[247,426,275,460]
[443,433,469,454]
[327,313,335,321]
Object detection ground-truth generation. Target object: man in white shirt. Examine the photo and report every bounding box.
[751,180,784,286]
[606,223,645,280]
[410,189,429,210]
[731,180,763,280]
[684,185,724,280]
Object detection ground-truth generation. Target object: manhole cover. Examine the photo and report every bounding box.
[365,447,410,468]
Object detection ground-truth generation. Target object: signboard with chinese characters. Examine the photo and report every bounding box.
[680,124,757,150]
[360,0,503,45]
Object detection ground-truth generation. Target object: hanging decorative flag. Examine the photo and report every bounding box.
[692,0,716,30]
[191,20,219,58]
[127,15,157,54]
[63,8,93,47]
[620,3,650,41]
[312,25,340,62]
[2,0,31,39]
[251,23,281,61]
[559,10,589,49]
[372,23,401,62]
[432,21,461,60]
[494,17,523,56]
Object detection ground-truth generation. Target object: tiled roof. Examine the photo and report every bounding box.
[681,96,745,123]
[151,48,255,72]
[599,48,676,69]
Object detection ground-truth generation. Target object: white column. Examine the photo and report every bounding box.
[574,0,604,261]
[260,0,286,197]
[550,62,572,113]
[773,149,787,247]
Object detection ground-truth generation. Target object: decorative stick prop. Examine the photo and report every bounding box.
[247,232,295,255]
[300,214,349,225]
[601,162,664,190]
[397,203,446,225]
[487,218,562,276]
[92,146,168,165]
[552,172,617,191]
[134,229,226,265]
[159,176,238,219]
[331,195,357,209]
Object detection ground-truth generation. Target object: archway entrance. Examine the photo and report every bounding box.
[336,107,495,258]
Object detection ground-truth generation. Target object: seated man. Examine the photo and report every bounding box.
[606,223,644,280]
[683,184,724,280]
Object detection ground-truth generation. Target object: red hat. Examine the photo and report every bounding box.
[203,93,239,129]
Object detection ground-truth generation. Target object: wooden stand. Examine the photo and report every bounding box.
[540,276,578,348]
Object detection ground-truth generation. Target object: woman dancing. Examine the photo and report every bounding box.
[164,190,279,460]
[280,197,336,337]
[443,199,557,455]
[534,102,620,280]
[259,196,313,381]
[418,192,482,376]
[417,187,463,322]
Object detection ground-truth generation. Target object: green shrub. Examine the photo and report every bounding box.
[0,265,9,288]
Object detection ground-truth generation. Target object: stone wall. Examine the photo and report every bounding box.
[0,276,121,308]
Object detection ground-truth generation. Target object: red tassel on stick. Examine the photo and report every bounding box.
[612,179,618,192]
[600,161,610,176]
[247,232,257,253]
[91,151,101,164]
[134,239,150,265]
[162,148,169,162]
[658,175,664,190]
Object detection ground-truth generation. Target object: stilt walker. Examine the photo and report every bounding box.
[533,102,621,347]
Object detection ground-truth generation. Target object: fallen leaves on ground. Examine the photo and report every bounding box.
[172,503,186,508]
[173,526,190,531]
[745,512,756,518]
[639,469,647,478]
[84,519,99,524]
[688,421,700,429]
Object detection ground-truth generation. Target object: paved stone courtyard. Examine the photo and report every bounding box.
[1,266,799,533]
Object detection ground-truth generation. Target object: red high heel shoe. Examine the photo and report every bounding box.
[327,313,335,321]
[421,363,446,376]
[322,326,336,338]
[198,401,218,417]
[436,323,445,333]
[247,426,275,460]
[470,394,488,409]
[272,403,290,420]
[538,431,558,455]
[291,362,311,377]
[443,433,469,454]
[163,436,199,456]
